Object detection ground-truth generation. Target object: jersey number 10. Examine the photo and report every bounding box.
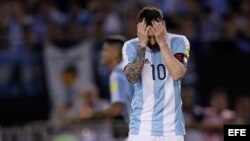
[151,64,166,80]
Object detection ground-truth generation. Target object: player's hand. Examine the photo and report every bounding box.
[80,106,93,119]
[137,18,150,47]
[151,20,168,47]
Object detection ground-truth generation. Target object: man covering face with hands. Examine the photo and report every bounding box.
[122,6,190,141]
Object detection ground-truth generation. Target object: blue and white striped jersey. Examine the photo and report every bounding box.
[110,61,134,123]
[122,33,190,136]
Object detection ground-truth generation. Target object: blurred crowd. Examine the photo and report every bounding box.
[182,87,250,141]
[1,0,250,48]
[1,0,250,54]
[0,0,250,141]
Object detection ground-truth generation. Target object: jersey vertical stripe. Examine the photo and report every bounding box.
[151,50,165,136]
[130,81,143,134]
[139,48,154,135]
[174,81,185,135]
[163,74,176,134]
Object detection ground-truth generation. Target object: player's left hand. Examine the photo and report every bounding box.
[151,20,168,47]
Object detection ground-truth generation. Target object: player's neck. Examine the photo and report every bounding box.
[109,59,121,70]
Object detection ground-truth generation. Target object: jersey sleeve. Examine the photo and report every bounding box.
[122,41,137,70]
[110,72,127,104]
[171,36,190,66]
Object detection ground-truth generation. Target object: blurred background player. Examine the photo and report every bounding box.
[123,7,190,141]
[55,66,78,124]
[79,35,134,125]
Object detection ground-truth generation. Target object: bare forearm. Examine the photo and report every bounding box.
[92,104,123,119]
[124,46,146,84]
[160,43,186,80]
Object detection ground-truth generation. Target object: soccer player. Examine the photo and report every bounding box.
[80,35,133,123]
[122,7,190,141]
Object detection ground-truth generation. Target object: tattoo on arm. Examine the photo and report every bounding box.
[125,46,146,84]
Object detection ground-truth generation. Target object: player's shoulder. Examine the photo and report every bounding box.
[168,33,190,56]
[168,33,189,45]
[114,62,125,73]
[111,62,126,79]
[123,38,139,48]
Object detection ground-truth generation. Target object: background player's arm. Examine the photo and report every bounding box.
[152,21,187,80]
[92,103,124,118]
[80,73,127,119]
[79,103,123,119]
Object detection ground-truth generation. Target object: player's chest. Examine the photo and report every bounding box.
[142,50,169,81]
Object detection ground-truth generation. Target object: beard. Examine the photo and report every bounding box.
[147,42,160,51]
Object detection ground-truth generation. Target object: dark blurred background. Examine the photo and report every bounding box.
[0,0,250,141]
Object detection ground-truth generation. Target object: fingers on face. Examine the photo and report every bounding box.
[141,18,147,31]
[151,21,158,34]
[146,26,151,32]
[153,20,165,32]
[138,18,145,32]
[138,18,149,33]
[138,23,141,32]
[139,19,165,34]
[151,25,157,35]
[152,20,160,31]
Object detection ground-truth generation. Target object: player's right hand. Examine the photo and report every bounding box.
[137,18,150,47]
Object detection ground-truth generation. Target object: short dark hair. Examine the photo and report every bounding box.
[63,66,77,75]
[104,35,126,47]
[138,7,164,26]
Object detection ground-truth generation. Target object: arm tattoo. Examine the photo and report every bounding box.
[125,46,146,84]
